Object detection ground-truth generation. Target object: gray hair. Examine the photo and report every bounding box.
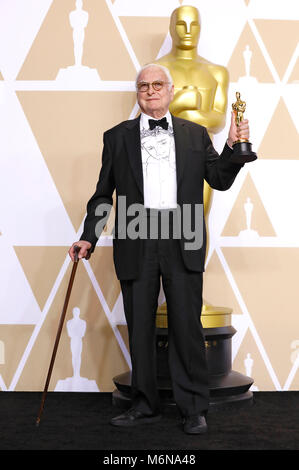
[135,63,173,90]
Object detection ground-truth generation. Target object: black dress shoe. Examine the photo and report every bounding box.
[183,414,208,434]
[110,408,162,427]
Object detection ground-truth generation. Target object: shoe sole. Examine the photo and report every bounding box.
[110,414,162,427]
[184,425,208,435]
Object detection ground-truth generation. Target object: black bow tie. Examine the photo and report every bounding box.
[148,117,168,130]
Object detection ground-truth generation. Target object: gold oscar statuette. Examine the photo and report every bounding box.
[154,4,229,249]
[230,91,257,163]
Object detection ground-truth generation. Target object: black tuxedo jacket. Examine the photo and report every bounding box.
[80,115,243,280]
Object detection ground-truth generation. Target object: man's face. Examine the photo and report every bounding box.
[137,66,174,118]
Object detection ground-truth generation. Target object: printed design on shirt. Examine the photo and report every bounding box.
[140,125,175,176]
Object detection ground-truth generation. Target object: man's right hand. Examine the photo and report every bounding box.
[68,241,92,261]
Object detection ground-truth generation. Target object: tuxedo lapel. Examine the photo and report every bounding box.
[172,115,189,188]
[124,116,144,196]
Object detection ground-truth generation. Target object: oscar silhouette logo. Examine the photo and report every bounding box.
[56,0,100,85]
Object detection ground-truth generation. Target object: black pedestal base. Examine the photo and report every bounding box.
[112,325,254,412]
[230,141,257,163]
[112,370,253,413]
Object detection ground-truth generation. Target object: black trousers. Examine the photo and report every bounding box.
[120,213,209,418]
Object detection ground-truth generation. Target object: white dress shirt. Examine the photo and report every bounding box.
[140,111,177,209]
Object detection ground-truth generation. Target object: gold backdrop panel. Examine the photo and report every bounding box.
[0,325,35,389]
[222,247,299,387]
[17,0,136,81]
[254,20,299,81]
[228,22,274,83]
[14,246,69,311]
[221,173,276,237]
[16,255,129,392]
[258,98,299,160]
[17,90,136,231]
[203,251,243,316]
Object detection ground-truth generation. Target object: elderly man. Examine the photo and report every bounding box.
[69,63,249,434]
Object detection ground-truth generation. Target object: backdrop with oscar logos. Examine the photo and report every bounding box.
[0,0,298,393]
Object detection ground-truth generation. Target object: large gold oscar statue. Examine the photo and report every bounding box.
[155,5,231,329]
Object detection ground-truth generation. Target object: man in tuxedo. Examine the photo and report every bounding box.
[69,63,249,434]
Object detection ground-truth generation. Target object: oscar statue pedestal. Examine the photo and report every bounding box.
[112,304,254,411]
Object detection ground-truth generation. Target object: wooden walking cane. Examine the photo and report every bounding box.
[36,245,88,426]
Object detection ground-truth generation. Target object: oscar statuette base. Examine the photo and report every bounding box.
[230,141,258,164]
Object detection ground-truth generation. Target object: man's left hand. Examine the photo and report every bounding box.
[227,111,250,148]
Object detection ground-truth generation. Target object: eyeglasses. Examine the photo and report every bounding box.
[137,81,170,92]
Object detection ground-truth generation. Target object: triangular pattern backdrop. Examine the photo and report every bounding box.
[0,0,298,393]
